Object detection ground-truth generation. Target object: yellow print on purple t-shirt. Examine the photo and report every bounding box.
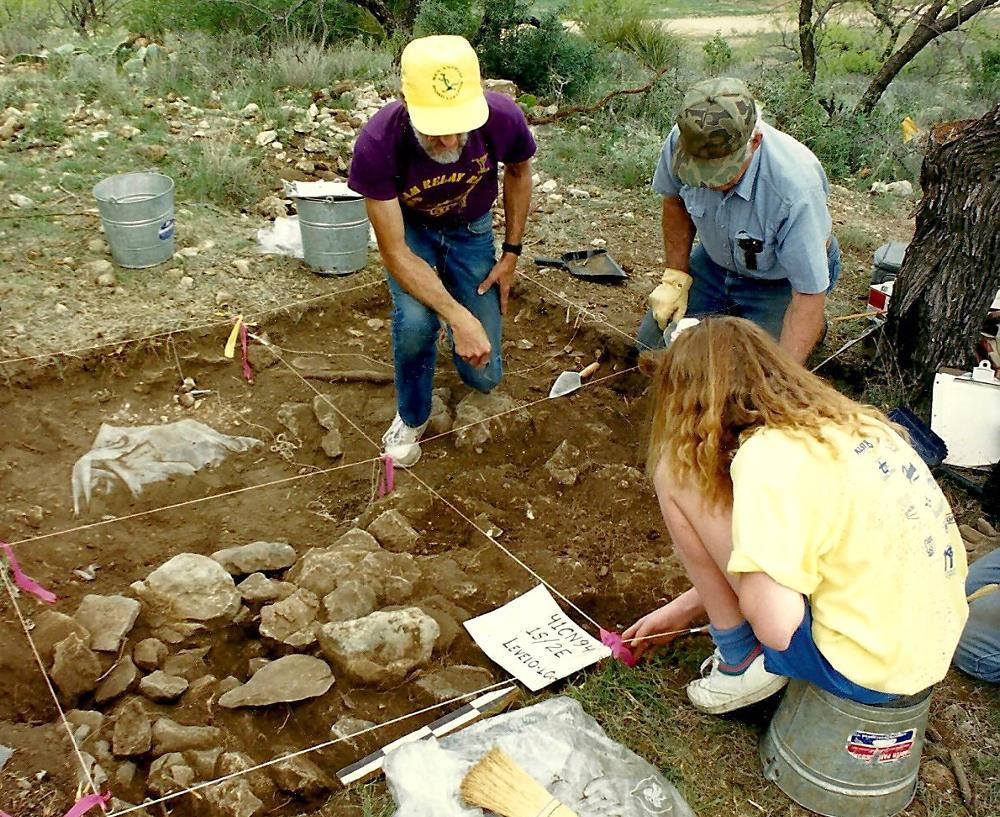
[400,153,492,218]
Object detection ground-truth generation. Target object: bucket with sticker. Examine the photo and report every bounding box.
[760,679,932,817]
[92,171,175,268]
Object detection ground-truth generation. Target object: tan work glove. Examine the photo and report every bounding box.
[648,267,693,330]
[961,517,999,560]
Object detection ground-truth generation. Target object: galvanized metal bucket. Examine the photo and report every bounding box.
[297,195,368,276]
[92,172,175,269]
[760,680,932,817]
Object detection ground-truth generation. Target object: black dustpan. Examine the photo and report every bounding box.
[534,249,628,283]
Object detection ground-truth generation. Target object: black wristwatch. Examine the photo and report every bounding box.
[501,241,523,257]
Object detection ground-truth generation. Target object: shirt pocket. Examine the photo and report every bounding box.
[732,228,778,276]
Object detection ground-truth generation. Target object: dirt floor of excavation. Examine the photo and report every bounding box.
[0,277,694,816]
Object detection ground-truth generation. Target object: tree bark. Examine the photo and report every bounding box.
[854,0,999,117]
[885,103,1000,398]
[798,0,817,85]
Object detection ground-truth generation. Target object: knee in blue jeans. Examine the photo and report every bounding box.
[459,361,502,393]
[392,307,439,358]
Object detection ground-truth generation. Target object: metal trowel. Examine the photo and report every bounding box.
[549,361,600,398]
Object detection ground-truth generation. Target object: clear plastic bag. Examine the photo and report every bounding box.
[383,697,694,817]
[71,420,262,514]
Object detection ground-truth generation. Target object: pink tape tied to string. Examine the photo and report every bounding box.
[238,321,253,382]
[377,455,395,497]
[2,792,110,817]
[0,542,56,604]
[600,628,638,667]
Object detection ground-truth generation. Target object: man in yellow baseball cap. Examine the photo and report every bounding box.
[349,35,535,467]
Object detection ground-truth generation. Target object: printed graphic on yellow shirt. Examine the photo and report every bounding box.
[401,153,492,218]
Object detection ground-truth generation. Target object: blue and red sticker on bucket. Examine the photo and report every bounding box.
[158,218,175,241]
[846,729,915,763]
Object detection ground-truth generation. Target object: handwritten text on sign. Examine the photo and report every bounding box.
[464,585,611,691]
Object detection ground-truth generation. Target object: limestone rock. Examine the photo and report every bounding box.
[113,699,151,757]
[66,710,105,736]
[320,429,343,459]
[186,747,223,778]
[51,634,103,702]
[95,657,140,705]
[147,753,196,795]
[414,665,494,704]
[139,671,189,702]
[367,510,421,553]
[427,394,453,435]
[269,756,333,796]
[161,649,209,681]
[259,589,319,649]
[237,573,296,604]
[454,392,530,448]
[152,718,222,755]
[133,638,168,671]
[545,440,584,486]
[74,594,141,651]
[277,401,315,440]
[131,554,241,641]
[312,394,340,430]
[333,528,381,551]
[323,581,377,622]
[358,549,421,603]
[218,752,276,800]
[285,533,379,597]
[217,655,333,708]
[33,611,91,665]
[211,541,296,575]
[247,658,270,675]
[317,608,438,687]
[331,716,376,748]
[418,556,477,601]
[205,779,263,817]
[218,676,241,696]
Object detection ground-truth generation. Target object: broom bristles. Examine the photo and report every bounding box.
[460,748,579,817]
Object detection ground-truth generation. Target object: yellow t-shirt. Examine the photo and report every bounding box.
[727,423,969,695]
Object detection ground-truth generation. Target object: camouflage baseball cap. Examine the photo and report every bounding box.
[673,77,757,188]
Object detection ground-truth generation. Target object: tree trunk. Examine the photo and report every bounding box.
[854,0,999,117]
[798,0,817,85]
[885,103,1000,398]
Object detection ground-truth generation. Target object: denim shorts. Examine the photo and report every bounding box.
[762,604,900,705]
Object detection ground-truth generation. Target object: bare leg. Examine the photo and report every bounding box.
[653,464,743,629]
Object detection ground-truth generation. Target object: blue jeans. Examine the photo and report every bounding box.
[386,212,502,428]
[761,603,899,705]
[953,548,1000,683]
[636,238,842,349]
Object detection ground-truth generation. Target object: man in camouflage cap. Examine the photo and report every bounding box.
[636,77,840,363]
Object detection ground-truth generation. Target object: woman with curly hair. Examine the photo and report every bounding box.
[624,317,968,713]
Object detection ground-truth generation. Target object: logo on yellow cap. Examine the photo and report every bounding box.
[432,66,463,100]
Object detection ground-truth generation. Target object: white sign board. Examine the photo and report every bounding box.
[464,585,611,691]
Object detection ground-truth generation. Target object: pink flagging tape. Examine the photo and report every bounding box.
[377,455,395,497]
[0,543,56,604]
[2,792,110,817]
[599,628,637,667]
[239,321,253,382]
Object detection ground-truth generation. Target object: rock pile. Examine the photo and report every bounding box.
[39,509,490,815]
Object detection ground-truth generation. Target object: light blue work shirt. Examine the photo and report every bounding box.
[652,122,833,294]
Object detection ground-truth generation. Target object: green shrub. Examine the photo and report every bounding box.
[703,31,732,75]
[476,1,600,100]
[970,46,1000,101]
[176,138,264,209]
[572,0,680,70]
[752,66,900,180]
[413,0,481,40]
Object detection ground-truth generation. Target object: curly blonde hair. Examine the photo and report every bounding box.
[645,317,894,507]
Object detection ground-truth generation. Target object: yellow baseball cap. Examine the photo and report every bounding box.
[401,35,488,137]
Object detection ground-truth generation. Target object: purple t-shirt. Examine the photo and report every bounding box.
[348,91,536,225]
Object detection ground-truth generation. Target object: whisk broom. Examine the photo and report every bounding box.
[461,748,580,817]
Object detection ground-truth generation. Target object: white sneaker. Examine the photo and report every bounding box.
[382,413,429,468]
[686,648,788,714]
